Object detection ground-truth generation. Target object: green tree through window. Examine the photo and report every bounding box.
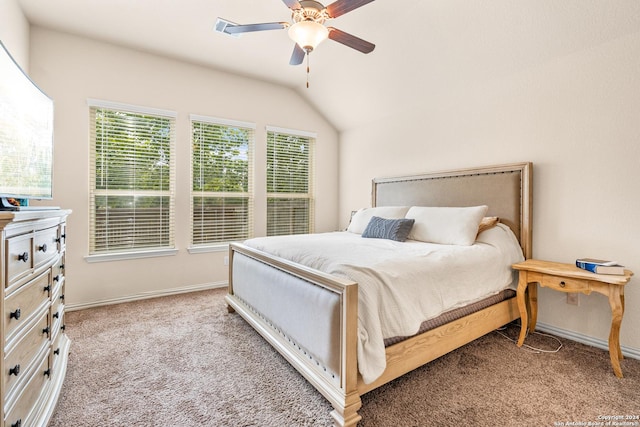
[267,130,314,236]
[89,105,176,254]
[191,118,254,245]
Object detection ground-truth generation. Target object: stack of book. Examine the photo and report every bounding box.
[575,258,625,275]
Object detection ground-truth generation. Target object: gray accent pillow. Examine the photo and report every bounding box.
[362,216,415,242]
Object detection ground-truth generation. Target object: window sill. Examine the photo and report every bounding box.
[84,248,179,263]
[187,244,229,254]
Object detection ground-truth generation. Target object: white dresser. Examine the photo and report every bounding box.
[1,210,71,427]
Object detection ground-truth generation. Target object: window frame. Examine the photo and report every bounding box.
[85,99,177,262]
[188,115,256,252]
[266,125,316,237]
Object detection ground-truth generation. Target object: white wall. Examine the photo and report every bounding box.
[339,31,640,354]
[28,28,339,307]
[0,0,30,69]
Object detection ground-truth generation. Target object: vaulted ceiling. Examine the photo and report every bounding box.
[18,0,640,131]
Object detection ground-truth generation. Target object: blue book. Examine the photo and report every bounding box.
[576,258,625,275]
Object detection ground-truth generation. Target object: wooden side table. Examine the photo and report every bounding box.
[512,259,634,378]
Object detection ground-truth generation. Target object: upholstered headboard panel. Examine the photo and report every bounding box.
[372,162,532,258]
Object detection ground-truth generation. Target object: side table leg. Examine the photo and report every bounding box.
[619,290,625,360]
[607,285,624,378]
[528,282,538,334]
[516,272,529,347]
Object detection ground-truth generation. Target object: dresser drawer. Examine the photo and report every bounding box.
[33,226,59,269]
[52,253,65,287]
[58,222,67,252]
[51,320,66,369]
[5,233,32,286]
[542,274,589,292]
[51,298,64,344]
[4,272,50,342]
[4,350,50,427]
[4,312,50,398]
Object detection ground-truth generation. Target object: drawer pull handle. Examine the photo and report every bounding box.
[54,348,60,355]
[53,275,61,282]
[560,281,566,288]
[10,308,21,320]
[18,252,29,262]
[44,285,51,292]
[61,324,66,331]
[43,326,51,336]
[44,368,51,378]
[11,419,21,427]
[53,311,60,319]
[9,364,20,376]
[60,294,65,301]
[38,243,48,252]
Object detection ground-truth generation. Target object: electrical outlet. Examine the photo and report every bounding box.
[224,256,229,266]
[566,292,579,306]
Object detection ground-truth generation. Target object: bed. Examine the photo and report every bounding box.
[225,162,532,426]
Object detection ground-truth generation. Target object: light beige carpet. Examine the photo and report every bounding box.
[50,288,640,426]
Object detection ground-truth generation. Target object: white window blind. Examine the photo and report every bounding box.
[191,116,254,246]
[266,127,315,236]
[88,102,176,255]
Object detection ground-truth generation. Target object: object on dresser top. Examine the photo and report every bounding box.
[575,258,625,275]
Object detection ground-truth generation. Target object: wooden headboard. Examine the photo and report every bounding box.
[372,162,533,259]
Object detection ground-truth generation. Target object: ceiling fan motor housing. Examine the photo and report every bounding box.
[293,1,330,24]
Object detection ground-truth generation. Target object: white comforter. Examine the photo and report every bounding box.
[242,223,524,384]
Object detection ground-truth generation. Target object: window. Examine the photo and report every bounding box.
[88,100,176,257]
[266,127,315,236]
[191,115,254,247]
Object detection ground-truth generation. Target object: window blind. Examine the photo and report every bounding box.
[266,128,315,236]
[191,116,254,246]
[89,103,176,254]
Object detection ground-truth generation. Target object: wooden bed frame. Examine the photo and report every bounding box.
[226,162,532,426]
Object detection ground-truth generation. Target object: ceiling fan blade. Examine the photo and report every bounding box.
[327,27,375,53]
[290,44,306,65]
[224,22,288,34]
[326,0,374,18]
[282,0,301,9]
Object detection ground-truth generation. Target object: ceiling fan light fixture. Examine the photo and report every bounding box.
[288,20,329,51]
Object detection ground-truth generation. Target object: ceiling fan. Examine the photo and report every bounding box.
[216,0,375,85]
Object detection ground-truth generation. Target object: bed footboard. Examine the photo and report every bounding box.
[226,242,362,427]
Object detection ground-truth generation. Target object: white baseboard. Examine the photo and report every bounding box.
[536,321,640,361]
[67,281,228,312]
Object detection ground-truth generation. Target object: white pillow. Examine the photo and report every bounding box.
[347,206,410,234]
[405,205,488,245]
